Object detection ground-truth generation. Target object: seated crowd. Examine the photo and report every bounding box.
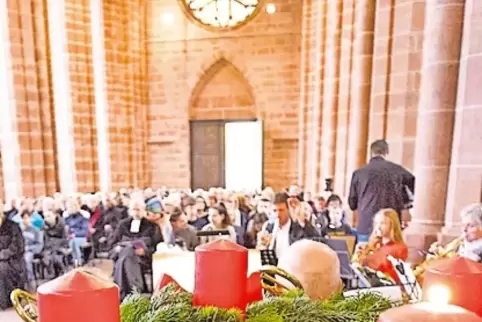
[1,186,481,310]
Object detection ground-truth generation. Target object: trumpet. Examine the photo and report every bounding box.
[413,234,464,279]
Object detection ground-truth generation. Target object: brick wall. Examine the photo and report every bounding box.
[5,0,58,197]
[1,0,482,222]
[103,0,149,191]
[299,0,426,196]
[65,0,99,192]
[148,0,302,190]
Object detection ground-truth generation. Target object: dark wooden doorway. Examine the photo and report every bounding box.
[190,121,225,190]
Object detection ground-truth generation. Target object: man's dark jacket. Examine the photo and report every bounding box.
[348,156,415,235]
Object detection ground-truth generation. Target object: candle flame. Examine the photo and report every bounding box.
[426,285,451,306]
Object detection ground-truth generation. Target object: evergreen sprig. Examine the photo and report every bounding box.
[120,283,395,322]
[120,292,151,322]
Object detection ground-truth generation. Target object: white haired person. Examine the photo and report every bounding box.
[63,197,90,267]
[42,197,69,276]
[278,239,342,300]
[110,198,162,299]
[459,203,482,262]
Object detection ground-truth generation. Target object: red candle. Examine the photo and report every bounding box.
[378,303,482,322]
[193,239,248,311]
[423,257,482,316]
[37,269,120,322]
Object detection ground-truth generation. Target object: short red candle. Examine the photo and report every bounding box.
[423,257,482,317]
[37,269,120,322]
[378,303,482,322]
[193,239,248,311]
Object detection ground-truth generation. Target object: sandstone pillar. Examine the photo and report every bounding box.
[0,2,22,200]
[302,0,325,193]
[404,0,465,248]
[297,0,309,187]
[441,0,482,242]
[90,0,111,193]
[333,0,355,194]
[47,0,78,194]
[320,0,342,182]
[345,0,375,196]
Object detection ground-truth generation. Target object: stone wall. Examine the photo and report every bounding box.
[0,0,482,240]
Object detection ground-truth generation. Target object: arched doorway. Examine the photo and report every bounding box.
[189,59,261,190]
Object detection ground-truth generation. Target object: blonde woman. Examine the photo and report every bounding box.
[358,208,408,282]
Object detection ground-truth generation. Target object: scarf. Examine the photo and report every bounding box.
[89,207,102,229]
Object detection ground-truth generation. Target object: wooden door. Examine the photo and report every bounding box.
[190,121,225,190]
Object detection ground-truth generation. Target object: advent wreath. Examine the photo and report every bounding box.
[120,283,396,322]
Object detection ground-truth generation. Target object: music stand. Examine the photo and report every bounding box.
[387,256,422,302]
[196,230,230,237]
[350,264,372,288]
[260,249,278,266]
[326,239,350,253]
[337,251,355,280]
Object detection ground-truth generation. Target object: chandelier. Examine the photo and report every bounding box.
[180,0,262,30]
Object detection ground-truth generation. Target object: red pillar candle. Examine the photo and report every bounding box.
[378,303,482,322]
[246,271,263,304]
[423,257,482,317]
[37,269,120,322]
[193,239,248,311]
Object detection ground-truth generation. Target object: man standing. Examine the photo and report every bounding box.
[348,139,415,242]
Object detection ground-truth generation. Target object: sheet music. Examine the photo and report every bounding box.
[387,255,422,302]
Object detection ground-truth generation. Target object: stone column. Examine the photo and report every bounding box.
[90,0,112,193]
[441,0,482,242]
[320,0,342,181]
[333,0,355,194]
[297,0,311,187]
[47,0,78,194]
[404,0,465,248]
[0,2,22,200]
[301,0,325,193]
[345,0,375,195]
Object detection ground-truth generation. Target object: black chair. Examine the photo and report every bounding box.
[142,266,153,294]
[90,239,111,267]
[32,253,46,288]
[80,242,93,264]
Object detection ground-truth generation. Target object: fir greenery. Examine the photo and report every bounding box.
[120,283,394,322]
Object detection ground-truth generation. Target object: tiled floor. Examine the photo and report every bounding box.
[0,260,113,322]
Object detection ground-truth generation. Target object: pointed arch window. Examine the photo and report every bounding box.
[179,0,263,31]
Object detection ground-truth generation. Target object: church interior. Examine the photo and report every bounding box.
[1,0,482,321]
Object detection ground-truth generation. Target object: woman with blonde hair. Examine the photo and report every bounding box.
[357,208,408,282]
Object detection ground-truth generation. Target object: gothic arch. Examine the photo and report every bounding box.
[189,58,257,120]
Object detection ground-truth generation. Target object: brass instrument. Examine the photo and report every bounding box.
[259,266,304,296]
[413,235,464,282]
[351,236,382,263]
[11,289,37,322]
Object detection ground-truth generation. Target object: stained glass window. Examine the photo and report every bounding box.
[181,0,261,30]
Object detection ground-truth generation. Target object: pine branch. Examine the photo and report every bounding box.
[120,292,151,322]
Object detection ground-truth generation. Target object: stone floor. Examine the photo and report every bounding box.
[0,309,21,322]
[0,260,113,322]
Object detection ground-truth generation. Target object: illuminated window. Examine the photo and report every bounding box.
[180,0,262,30]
